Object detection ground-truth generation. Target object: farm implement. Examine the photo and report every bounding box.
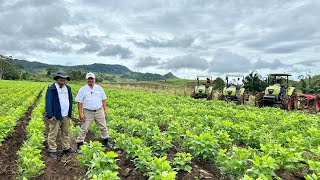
[297,92,320,112]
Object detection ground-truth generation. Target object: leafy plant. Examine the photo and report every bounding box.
[172,152,192,173]
[216,147,253,178]
[78,141,120,180]
[147,156,177,180]
[246,155,280,179]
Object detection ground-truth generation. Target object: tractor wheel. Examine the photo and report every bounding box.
[238,94,245,105]
[281,96,292,111]
[254,93,263,108]
[218,94,225,101]
[315,94,320,112]
[191,92,196,98]
[207,91,214,100]
[290,92,298,110]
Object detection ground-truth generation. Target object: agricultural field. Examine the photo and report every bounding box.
[0,80,320,180]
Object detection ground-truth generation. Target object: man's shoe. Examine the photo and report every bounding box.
[63,148,75,154]
[77,142,84,152]
[48,152,57,159]
[102,138,113,148]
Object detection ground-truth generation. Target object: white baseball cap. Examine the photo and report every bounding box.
[85,72,96,79]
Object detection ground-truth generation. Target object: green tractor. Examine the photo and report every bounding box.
[218,74,249,104]
[191,75,214,100]
[255,73,297,110]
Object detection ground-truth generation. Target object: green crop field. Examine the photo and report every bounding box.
[1,80,320,180]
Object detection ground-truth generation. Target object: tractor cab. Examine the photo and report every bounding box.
[226,74,244,92]
[191,75,214,100]
[264,73,292,101]
[255,73,297,110]
[218,74,249,104]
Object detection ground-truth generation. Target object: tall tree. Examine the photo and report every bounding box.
[212,77,225,91]
[243,71,267,94]
[0,55,19,80]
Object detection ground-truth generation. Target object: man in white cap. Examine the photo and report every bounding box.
[75,72,112,150]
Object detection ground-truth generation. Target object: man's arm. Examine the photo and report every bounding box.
[75,88,85,121]
[102,99,108,117]
[78,102,85,121]
[101,87,108,117]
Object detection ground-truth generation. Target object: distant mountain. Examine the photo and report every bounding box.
[9,58,178,81]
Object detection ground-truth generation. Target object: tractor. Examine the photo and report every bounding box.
[255,73,297,110]
[218,74,249,104]
[191,75,214,100]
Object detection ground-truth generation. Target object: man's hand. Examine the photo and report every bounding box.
[79,113,86,121]
[48,117,56,124]
[104,110,108,118]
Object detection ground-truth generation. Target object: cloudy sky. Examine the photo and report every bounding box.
[1,0,319,79]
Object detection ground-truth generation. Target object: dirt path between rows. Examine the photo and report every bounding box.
[0,90,43,180]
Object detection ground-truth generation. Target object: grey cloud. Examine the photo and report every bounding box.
[131,36,195,49]
[30,41,72,54]
[253,59,292,69]
[97,45,133,59]
[241,1,320,54]
[68,35,110,54]
[135,56,161,68]
[264,45,305,54]
[78,43,102,53]
[0,37,72,54]
[0,0,72,55]
[160,55,209,70]
[294,60,320,67]
[0,1,70,38]
[209,49,252,73]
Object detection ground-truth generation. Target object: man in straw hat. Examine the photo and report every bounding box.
[45,72,75,159]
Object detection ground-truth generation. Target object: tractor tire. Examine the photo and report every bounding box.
[281,96,292,111]
[254,93,263,108]
[238,95,245,105]
[315,94,320,112]
[207,91,214,100]
[290,92,298,110]
[191,92,196,98]
[218,94,225,101]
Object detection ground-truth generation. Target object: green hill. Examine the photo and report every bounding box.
[6,57,178,82]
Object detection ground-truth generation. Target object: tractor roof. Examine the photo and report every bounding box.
[268,73,292,76]
[196,74,212,78]
[225,73,243,77]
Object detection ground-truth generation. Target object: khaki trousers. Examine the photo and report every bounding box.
[76,108,110,143]
[48,117,71,152]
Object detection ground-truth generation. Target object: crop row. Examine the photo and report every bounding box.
[17,90,46,179]
[0,81,45,146]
